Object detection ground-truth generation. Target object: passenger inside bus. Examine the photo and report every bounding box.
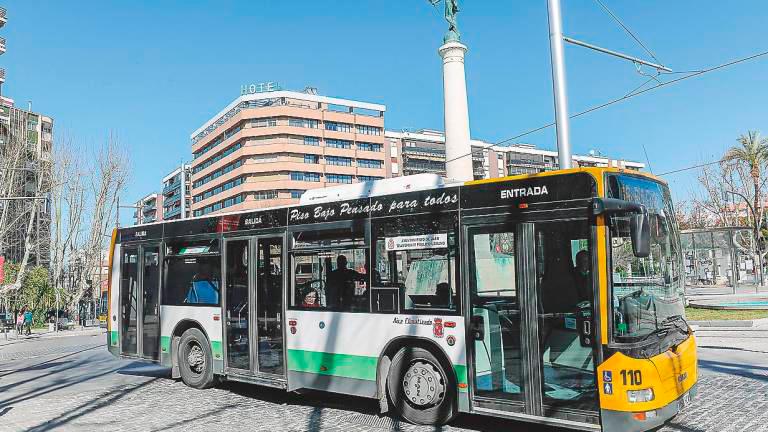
[536,223,596,410]
[326,255,367,310]
[302,288,321,308]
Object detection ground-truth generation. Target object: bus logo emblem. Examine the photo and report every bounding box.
[433,318,444,338]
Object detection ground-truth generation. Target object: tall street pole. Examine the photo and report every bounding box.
[547,0,573,169]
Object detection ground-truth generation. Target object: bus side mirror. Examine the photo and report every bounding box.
[630,212,650,258]
[471,315,485,341]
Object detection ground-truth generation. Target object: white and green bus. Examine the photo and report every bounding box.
[107,169,697,431]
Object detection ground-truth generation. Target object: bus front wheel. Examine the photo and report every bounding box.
[178,328,217,389]
[387,347,456,425]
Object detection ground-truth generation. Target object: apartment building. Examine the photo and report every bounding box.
[385,130,644,180]
[0,6,54,267]
[0,99,54,267]
[133,193,163,225]
[189,89,387,216]
[162,163,191,220]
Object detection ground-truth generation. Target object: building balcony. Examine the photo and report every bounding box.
[164,206,182,219]
[0,8,6,29]
[0,37,6,55]
[142,204,156,213]
[163,182,181,195]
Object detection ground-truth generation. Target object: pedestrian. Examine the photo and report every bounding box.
[23,308,32,336]
[16,309,24,335]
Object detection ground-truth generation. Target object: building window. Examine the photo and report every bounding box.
[325,121,352,133]
[355,125,382,136]
[357,142,382,152]
[327,174,353,184]
[326,139,352,149]
[193,159,243,188]
[304,154,320,164]
[327,156,352,166]
[289,118,318,128]
[252,117,278,128]
[193,141,243,174]
[255,190,278,200]
[358,175,383,182]
[291,172,321,182]
[357,159,383,169]
[290,190,305,199]
[304,136,319,146]
[193,122,245,160]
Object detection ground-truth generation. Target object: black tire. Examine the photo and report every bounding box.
[178,328,217,389]
[387,347,456,425]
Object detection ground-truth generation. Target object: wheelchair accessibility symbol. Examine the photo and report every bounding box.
[603,371,613,383]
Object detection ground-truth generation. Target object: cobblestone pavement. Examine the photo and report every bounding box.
[1,333,767,431]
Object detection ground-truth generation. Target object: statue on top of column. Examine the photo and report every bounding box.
[429,0,461,43]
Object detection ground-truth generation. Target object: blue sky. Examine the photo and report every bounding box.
[6,1,768,220]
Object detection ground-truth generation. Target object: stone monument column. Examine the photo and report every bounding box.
[439,41,474,182]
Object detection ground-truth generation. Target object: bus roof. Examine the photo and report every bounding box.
[125,166,660,230]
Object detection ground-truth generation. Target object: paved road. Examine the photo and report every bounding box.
[0,330,767,432]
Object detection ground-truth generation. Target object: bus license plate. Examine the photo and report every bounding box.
[678,391,691,412]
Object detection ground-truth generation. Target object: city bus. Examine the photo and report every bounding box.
[106,167,697,431]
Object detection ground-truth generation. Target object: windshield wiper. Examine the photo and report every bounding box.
[659,314,689,337]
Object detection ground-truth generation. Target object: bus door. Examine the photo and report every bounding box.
[466,220,599,426]
[223,235,285,377]
[119,243,161,360]
[120,247,139,357]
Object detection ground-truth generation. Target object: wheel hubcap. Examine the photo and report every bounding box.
[402,360,445,408]
[187,343,205,374]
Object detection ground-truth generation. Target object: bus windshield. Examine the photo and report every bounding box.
[606,174,685,343]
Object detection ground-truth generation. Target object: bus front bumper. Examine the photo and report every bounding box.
[600,383,697,432]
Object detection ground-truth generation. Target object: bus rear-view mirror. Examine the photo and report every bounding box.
[630,212,650,258]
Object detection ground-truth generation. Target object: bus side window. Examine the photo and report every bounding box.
[289,226,369,313]
[162,239,222,306]
[372,214,459,314]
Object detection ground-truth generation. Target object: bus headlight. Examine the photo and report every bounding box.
[627,388,655,403]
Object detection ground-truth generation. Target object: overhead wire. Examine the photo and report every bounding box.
[593,0,662,64]
[441,49,768,166]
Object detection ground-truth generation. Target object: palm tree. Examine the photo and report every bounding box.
[724,131,768,221]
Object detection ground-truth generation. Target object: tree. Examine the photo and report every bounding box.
[688,131,768,286]
[70,135,129,310]
[723,131,768,232]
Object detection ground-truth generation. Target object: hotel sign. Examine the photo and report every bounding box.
[240,81,282,95]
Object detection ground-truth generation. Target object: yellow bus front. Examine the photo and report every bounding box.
[596,171,697,431]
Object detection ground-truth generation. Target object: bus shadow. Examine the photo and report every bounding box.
[221,380,566,432]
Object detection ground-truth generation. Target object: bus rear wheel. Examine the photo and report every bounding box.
[387,347,456,425]
[178,328,217,389]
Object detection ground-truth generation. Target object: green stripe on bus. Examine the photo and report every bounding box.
[160,336,171,353]
[211,341,223,360]
[287,349,378,381]
[109,331,118,347]
[454,364,468,392]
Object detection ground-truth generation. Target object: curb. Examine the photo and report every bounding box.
[689,320,754,328]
